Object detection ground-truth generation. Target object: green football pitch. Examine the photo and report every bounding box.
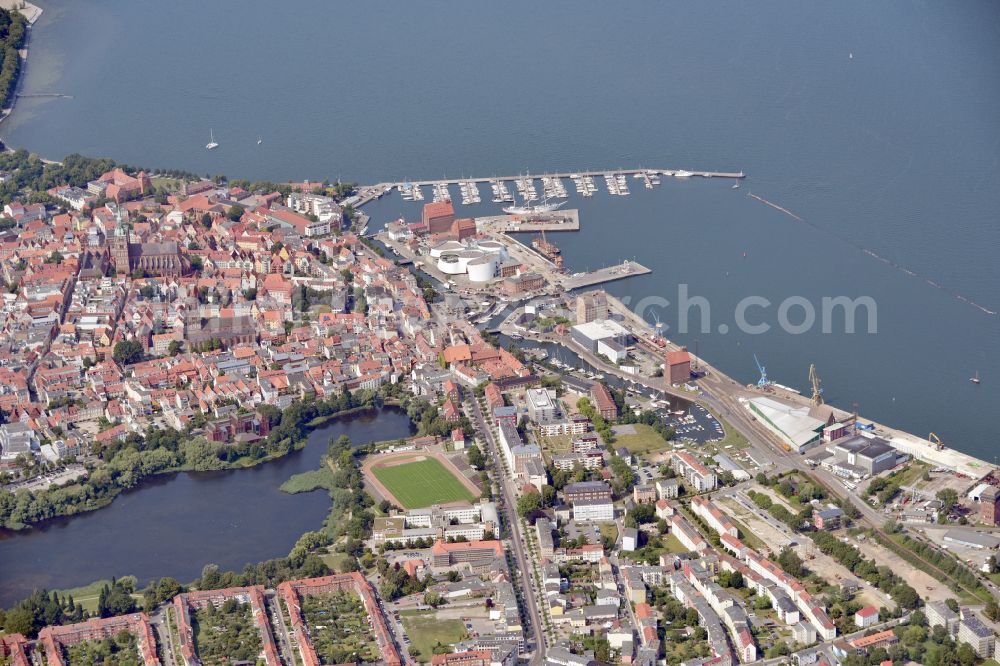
[371,457,477,509]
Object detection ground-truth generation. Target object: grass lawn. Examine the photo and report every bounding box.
[150,176,183,190]
[320,552,356,573]
[599,523,619,545]
[726,515,766,551]
[707,410,750,449]
[53,579,143,615]
[539,433,573,453]
[892,460,932,488]
[662,532,689,554]
[372,458,477,509]
[281,463,338,494]
[400,611,468,662]
[612,424,670,454]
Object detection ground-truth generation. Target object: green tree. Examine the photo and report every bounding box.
[956,642,977,666]
[891,582,920,610]
[466,444,485,468]
[424,591,445,608]
[517,491,542,518]
[936,488,959,508]
[625,503,655,528]
[113,339,144,365]
[97,578,137,618]
[609,455,635,490]
[776,546,806,578]
[541,484,557,507]
[984,598,999,622]
[3,605,34,635]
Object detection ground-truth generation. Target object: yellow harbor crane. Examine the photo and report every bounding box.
[809,364,823,405]
[929,433,944,451]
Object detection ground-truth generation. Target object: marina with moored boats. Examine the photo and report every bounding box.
[377,166,744,209]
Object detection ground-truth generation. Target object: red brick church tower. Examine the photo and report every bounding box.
[109,211,132,274]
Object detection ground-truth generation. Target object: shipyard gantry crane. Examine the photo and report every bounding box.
[809,364,824,405]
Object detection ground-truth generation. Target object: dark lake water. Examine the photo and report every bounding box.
[0,408,414,606]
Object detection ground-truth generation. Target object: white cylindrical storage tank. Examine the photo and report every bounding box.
[477,240,507,261]
[477,240,503,253]
[438,254,464,275]
[454,249,482,272]
[467,255,497,283]
[430,240,464,258]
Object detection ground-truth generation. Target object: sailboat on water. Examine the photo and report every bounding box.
[257,136,262,145]
[206,129,219,150]
[971,371,981,385]
[503,191,565,215]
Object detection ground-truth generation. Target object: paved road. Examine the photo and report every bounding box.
[465,396,546,666]
[149,608,179,666]
[609,553,641,642]
[265,591,297,665]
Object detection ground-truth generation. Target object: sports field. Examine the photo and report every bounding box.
[370,457,477,509]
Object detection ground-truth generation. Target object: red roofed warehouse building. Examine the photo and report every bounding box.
[589,382,618,420]
[423,201,456,234]
[666,349,691,384]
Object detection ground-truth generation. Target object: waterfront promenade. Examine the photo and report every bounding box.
[502,292,993,482]
[603,292,993,478]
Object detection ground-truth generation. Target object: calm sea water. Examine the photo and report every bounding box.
[2,3,998,452]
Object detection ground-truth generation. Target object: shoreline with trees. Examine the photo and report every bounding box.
[0,386,405,531]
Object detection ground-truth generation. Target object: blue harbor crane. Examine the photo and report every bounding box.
[754,354,771,388]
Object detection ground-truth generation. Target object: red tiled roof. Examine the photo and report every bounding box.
[423,201,454,218]
[666,350,690,366]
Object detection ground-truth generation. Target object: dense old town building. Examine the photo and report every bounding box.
[109,215,187,277]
